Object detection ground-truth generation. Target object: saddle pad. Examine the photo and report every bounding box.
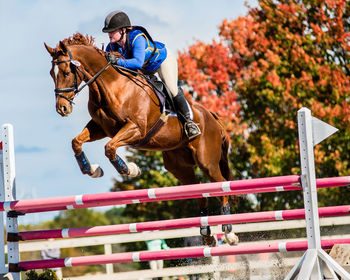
[147,75,194,120]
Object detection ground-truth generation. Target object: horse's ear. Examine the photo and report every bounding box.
[59,41,68,54]
[44,42,55,56]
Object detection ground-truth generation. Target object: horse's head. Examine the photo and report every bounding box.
[45,41,85,117]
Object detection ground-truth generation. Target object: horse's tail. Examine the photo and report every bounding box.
[210,112,232,181]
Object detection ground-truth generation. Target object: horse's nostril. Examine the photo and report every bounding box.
[57,104,72,116]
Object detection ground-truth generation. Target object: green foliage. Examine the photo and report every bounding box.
[111,150,196,234]
[112,149,179,191]
[105,206,128,224]
[178,0,350,210]
[50,208,110,228]
[25,269,59,280]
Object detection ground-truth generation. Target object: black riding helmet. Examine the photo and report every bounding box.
[102,10,131,33]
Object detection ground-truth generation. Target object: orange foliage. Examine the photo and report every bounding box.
[178,0,350,179]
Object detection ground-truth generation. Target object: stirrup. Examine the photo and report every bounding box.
[184,121,201,140]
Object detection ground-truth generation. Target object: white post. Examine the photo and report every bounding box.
[211,256,221,279]
[296,108,323,279]
[104,243,113,274]
[1,124,20,280]
[285,108,350,280]
[0,139,7,274]
[298,108,322,250]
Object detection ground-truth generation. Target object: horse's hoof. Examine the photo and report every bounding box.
[90,164,104,178]
[225,231,239,246]
[200,226,211,236]
[127,162,141,177]
[203,235,217,247]
[222,224,232,233]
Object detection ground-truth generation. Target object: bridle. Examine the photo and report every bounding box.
[53,48,111,105]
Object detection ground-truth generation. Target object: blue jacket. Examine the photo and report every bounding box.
[106,27,167,72]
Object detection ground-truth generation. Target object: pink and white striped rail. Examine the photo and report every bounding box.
[17,176,350,214]
[1,176,349,214]
[13,238,350,271]
[17,204,350,241]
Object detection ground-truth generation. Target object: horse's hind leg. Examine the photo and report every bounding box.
[197,197,217,247]
[192,133,238,245]
[220,196,239,245]
[163,149,216,247]
[199,170,238,245]
[218,136,239,245]
[72,120,106,178]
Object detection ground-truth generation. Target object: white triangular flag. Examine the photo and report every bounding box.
[312,117,338,146]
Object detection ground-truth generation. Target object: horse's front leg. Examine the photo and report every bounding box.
[105,122,142,177]
[72,120,106,178]
[220,196,239,245]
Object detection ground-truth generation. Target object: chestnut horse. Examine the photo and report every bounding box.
[44,33,238,246]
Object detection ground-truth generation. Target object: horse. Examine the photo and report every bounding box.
[44,33,238,246]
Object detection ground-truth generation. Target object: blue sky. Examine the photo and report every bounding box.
[0,0,256,224]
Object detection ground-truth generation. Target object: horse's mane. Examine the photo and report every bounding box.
[57,33,105,56]
[60,33,94,46]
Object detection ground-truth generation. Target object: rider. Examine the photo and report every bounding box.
[102,10,201,140]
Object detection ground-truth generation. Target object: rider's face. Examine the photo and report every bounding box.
[108,29,123,44]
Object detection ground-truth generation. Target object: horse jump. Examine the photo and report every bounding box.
[1,108,350,280]
[1,175,349,214]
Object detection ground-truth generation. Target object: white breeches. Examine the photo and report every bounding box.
[156,48,179,97]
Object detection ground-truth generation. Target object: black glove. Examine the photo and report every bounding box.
[106,53,119,65]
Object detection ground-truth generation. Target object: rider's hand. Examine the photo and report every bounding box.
[106,53,119,65]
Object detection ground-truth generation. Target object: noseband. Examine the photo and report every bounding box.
[53,49,111,106]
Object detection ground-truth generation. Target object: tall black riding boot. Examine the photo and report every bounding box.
[173,87,201,140]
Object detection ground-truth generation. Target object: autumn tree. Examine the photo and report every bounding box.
[108,0,349,239]
[178,0,350,210]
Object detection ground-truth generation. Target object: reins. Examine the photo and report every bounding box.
[111,65,166,106]
[76,61,111,94]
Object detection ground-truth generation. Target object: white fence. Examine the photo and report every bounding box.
[8,216,350,279]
